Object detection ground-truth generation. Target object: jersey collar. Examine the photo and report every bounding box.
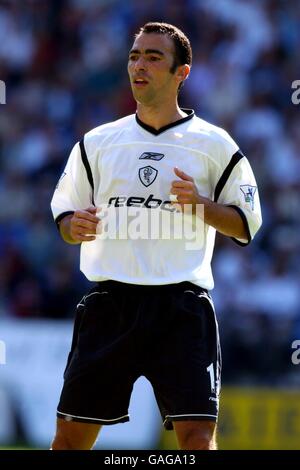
[135,109,194,136]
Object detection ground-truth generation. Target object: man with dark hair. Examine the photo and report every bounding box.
[50,22,262,450]
[138,22,192,78]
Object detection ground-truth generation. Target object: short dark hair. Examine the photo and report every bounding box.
[136,22,192,75]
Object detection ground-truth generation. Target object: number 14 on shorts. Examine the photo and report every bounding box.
[206,362,220,395]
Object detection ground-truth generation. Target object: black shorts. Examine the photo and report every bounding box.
[57,280,221,430]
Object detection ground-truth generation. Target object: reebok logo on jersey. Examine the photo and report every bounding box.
[139,166,158,187]
[240,185,256,210]
[108,194,176,212]
[139,152,165,161]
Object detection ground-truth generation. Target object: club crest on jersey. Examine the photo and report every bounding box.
[240,185,256,210]
[139,152,165,161]
[139,166,158,187]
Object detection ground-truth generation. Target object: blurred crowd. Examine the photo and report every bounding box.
[0,0,299,385]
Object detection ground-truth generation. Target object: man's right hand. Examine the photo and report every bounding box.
[60,206,101,244]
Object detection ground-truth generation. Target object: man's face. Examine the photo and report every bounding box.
[128,33,181,105]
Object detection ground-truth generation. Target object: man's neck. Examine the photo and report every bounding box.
[136,103,187,131]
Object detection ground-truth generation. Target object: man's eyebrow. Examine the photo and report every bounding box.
[129,48,165,56]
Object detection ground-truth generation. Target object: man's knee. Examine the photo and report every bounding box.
[174,420,217,450]
[180,429,216,450]
[51,418,101,450]
[52,432,77,450]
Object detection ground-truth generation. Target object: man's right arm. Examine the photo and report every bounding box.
[51,140,98,241]
[58,206,100,244]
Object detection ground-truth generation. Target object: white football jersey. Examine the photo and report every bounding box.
[51,110,262,289]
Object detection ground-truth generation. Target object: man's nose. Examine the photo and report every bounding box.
[134,56,147,71]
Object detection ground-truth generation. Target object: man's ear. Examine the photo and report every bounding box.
[176,64,190,83]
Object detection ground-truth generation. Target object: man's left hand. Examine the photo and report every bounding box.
[170,167,203,208]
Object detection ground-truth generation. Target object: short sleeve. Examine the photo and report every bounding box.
[50,141,93,226]
[215,152,262,246]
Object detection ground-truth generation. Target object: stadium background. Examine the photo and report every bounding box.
[0,0,300,449]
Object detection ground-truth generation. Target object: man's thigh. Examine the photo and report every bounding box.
[57,282,140,427]
[145,283,221,431]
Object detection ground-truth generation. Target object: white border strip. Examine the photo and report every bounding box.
[84,291,108,300]
[164,413,217,425]
[57,410,129,423]
[76,291,108,308]
[184,290,215,312]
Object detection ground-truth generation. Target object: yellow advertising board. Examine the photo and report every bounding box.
[218,388,300,449]
[160,387,300,450]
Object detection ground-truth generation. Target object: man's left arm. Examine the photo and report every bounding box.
[171,163,262,244]
[196,195,248,240]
